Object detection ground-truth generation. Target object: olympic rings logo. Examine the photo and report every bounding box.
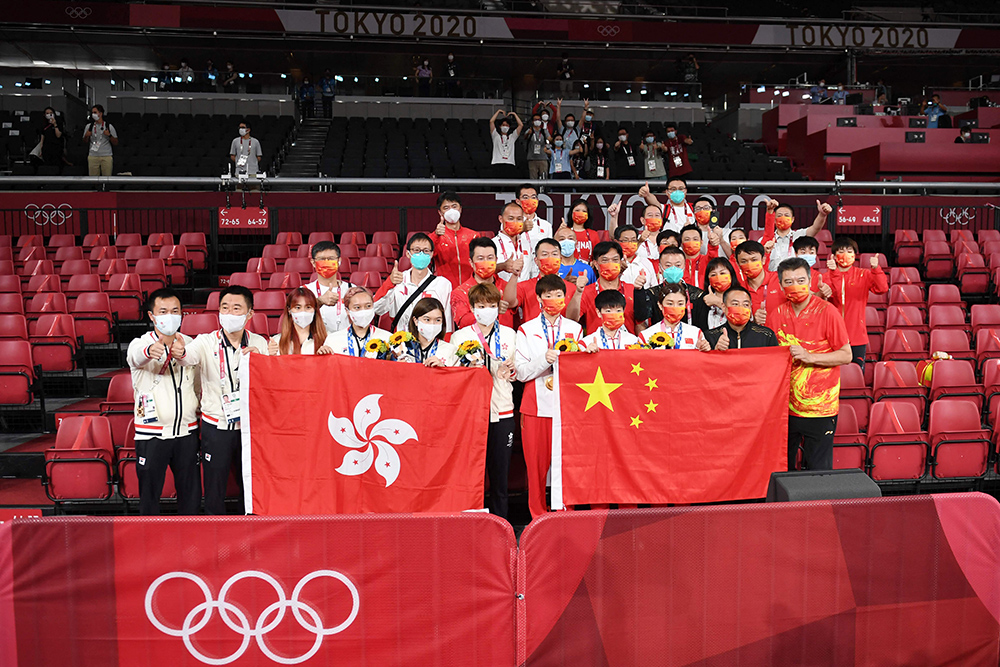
[24,203,71,226]
[64,6,92,18]
[597,24,621,37]
[940,207,976,226]
[145,570,360,665]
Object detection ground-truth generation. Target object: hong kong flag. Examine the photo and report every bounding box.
[551,348,791,508]
[240,355,492,514]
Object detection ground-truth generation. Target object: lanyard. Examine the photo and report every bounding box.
[668,202,693,229]
[347,328,371,357]
[484,325,503,360]
[661,320,682,349]
[219,331,244,394]
[599,328,621,349]
[540,316,561,348]
[416,340,439,363]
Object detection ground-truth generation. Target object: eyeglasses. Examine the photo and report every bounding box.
[409,249,432,255]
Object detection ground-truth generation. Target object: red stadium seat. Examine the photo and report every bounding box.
[350,271,382,288]
[204,291,221,312]
[247,257,278,277]
[65,273,103,308]
[25,274,62,296]
[106,274,143,321]
[839,362,871,433]
[0,293,24,315]
[275,232,302,248]
[888,267,923,289]
[0,315,28,341]
[860,253,888,270]
[929,359,983,410]
[59,260,93,286]
[53,246,84,266]
[99,374,135,449]
[922,241,953,280]
[296,244,314,258]
[97,258,128,281]
[26,293,68,321]
[0,275,20,294]
[227,272,263,291]
[246,312,272,337]
[253,290,287,325]
[867,402,929,481]
[82,234,110,250]
[16,246,47,267]
[952,239,979,258]
[885,305,926,333]
[158,245,190,286]
[28,313,79,372]
[339,231,365,248]
[357,257,389,275]
[832,405,867,471]
[47,234,76,249]
[0,248,11,262]
[972,305,1000,337]
[0,236,10,248]
[929,329,974,366]
[43,415,114,501]
[134,258,168,293]
[927,284,965,312]
[339,243,360,260]
[115,233,142,248]
[267,272,302,291]
[983,359,1000,425]
[72,293,115,344]
[0,340,38,406]
[17,235,43,249]
[978,230,1000,245]
[928,399,990,480]
[180,312,219,336]
[888,284,926,311]
[123,245,153,269]
[950,229,974,246]
[923,229,946,244]
[372,231,399,248]
[365,243,396,259]
[893,230,921,266]
[881,329,926,361]
[927,304,968,333]
[19,259,54,278]
[179,232,208,271]
[872,360,928,419]
[308,232,335,245]
[976,329,1000,371]
[0,260,13,276]
[956,254,990,295]
[282,257,314,278]
[146,233,174,249]
[262,244,291,261]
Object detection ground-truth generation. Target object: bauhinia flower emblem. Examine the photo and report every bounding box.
[329,394,417,487]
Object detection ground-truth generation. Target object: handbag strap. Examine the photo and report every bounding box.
[392,273,437,332]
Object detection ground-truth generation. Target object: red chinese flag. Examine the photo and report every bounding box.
[241,355,492,514]
[552,348,791,507]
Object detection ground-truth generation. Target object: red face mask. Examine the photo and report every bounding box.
[727,305,751,326]
[682,240,702,256]
[537,256,561,275]
[572,210,588,225]
[708,273,732,293]
[600,312,625,330]
[740,259,763,279]
[474,260,497,279]
[503,219,524,237]
[694,209,712,225]
[520,198,539,215]
[597,261,621,281]
[783,283,810,304]
[730,239,744,253]
[775,215,793,231]
[662,304,686,324]
[620,241,638,258]
[314,259,339,279]
[540,296,566,316]
[835,251,856,268]
[644,217,663,232]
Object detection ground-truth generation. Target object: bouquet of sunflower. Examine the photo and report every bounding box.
[626,342,649,350]
[388,331,418,362]
[456,339,485,367]
[647,332,675,350]
[554,337,580,353]
[364,338,391,360]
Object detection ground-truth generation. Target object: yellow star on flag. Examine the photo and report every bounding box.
[630,362,644,376]
[630,415,643,428]
[576,367,622,412]
[645,377,658,391]
[645,400,658,413]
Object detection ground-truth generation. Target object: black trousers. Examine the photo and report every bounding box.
[787,414,838,471]
[136,433,201,515]
[322,96,334,118]
[201,422,244,515]
[851,344,867,372]
[486,418,514,519]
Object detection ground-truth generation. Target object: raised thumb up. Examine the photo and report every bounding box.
[716,328,730,351]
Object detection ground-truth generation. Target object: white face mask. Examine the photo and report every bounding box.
[238,128,247,136]
[91,113,100,121]
[153,314,182,337]
[417,321,442,341]
[541,114,549,122]
[349,308,375,329]
[219,313,247,334]
[500,125,510,134]
[291,311,314,328]
[443,208,461,224]
[473,307,499,329]
[448,55,454,62]
[45,113,54,120]
[533,119,542,127]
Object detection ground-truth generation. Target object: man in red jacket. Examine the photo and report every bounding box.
[825,237,888,370]
[451,237,515,330]
[432,191,479,288]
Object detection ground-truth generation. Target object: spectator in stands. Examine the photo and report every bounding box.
[268,288,331,355]
[564,199,601,262]
[374,233,453,332]
[956,127,973,143]
[158,62,173,91]
[178,59,194,83]
[490,110,522,180]
[406,297,457,366]
[37,107,65,169]
[810,79,829,104]
[434,191,479,287]
[579,104,596,149]
[531,101,557,136]
[127,288,200,516]
[662,124,694,178]
[570,139,586,179]
[319,70,337,118]
[515,183,553,261]
[299,77,316,118]
[641,177,694,232]
[222,61,239,92]
[766,201,832,271]
[558,105,581,149]
[327,286,393,356]
[583,289,641,350]
[306,241,352,333]
[182,286,267,515]
[451,283,517,519]
[525,113,551,180]
[554,224,596,284]
[546,134,572,180]
[587,136,611,180]
[875,79,888,104]
[769,257,852,471]
[451,237,514,330]
[641,130,668,181]
[445,52,460,97]
[82,105,118,177]
[638,283,706,349]
[922,94,949,128]
[704,286,778,350]
[832,84,849,105]
[415,57,433,97]
[203,60,219,87]
[825,237,888,370]
[694,257,741,332]
[557,52,574,96]
[580,240,650,334]
[516,274,583,517]
[613,126,641,181]
[229,120,262,178]
[494,201,533,282]
[679,54,700,84]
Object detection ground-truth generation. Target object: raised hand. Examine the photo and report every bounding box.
[827,256,837,271]
[870,255,880,269]
[607,201,621,218]
[169,336,186,360]
[708,228,721,246]
[499,299,509,314]
[754,305,767,326]
[267,338,279,355]
[435,218,447,235]
[763,240,775,253]
[816,200,833,216]
[148,339,167,360]
[575,272,589,290]
[522,216,534,232]
[390,261,404,285]
[510,256,525,276]
[318,291,340,307]
[716,328,730,351]
[639,181,651,199]
[635,269,647,289]
[317,345,334,355]
[545,348,558,365]
[696,337,711,352]
[766,198,779,213]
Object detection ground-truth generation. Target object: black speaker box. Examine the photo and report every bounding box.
[765,469,882,502]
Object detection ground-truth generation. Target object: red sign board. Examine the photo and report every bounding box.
[0,509,42,522]
[218,206,269,232]
[837,205,882,227]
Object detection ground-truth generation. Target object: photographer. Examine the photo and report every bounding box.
[35,107,66,169]
[82,105,118,176]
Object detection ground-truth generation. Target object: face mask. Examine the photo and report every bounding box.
[662,304,686,324]
[417,321,442,341]
[503,219,524,237]
[783,283,810,304]
[682,240,701,256]
[500,126,510,134]
[443,208,461,224]
[474,307,499,328]
[565,121,575,129]
[661,266,684,284]
[572,210,588,225]
[601,312,625,330]
[667,131,677,139]
[541,296,566,316]
[153,314,182,337]
[727,305,752,327]
[559,239,577,257]
[585,114,593,122]
[800,254,817,267]
[92,113,100,121]
[423,61,428,66]
[291,311,315,328]
[239,128,247,136]
[730,239,744,252]
[349,308,375,329]
[596,142,604,150]
[963,133,971,139]
[314,259,339,279]
[694,209,712,225]
[740,259,763,279]
[619,135,628,142]
[520,198,538,215]
[645,136,655,144]
[542,114,550,122]
[533,120,542,127]
[219,313,247,334]
[538,256,561,275]
[597,262,621,281]
[835,252,856,268]
[473,260,496,279]
[709,274,732,292]
[554,139,564,147]
[409,251,432,270]
[669,190,686,205]
[644,217,663,232]
[448,55,454,61]
[45,113,54,120]
[620,241,638,257]
[774,215,793,231]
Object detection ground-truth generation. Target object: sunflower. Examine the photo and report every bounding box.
[626,343,649,350]
[457,340,482,356]
[648,332,674,349]
[389,331,413,346]
[554,338,579,352]
[365,339,388,354]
